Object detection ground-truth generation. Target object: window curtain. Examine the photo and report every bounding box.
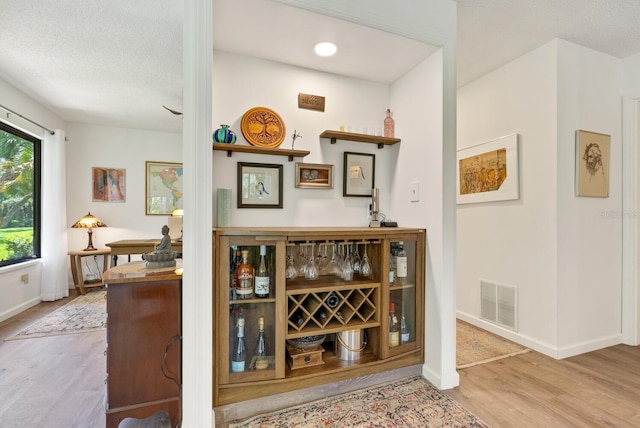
[40,129,69,301]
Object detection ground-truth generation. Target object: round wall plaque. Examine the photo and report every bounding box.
[240,107,286,148]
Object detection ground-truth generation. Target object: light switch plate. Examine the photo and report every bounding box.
[410,181,419,202]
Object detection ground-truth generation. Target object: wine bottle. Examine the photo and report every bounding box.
[395,241,407,285]
[254,245,270,298]
[389,302,400,347]
[231,313,246,372]
[254,316,268,370]
[401,312,410,344]
[235,249,254,299]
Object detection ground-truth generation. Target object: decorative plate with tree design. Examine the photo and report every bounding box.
[240,107,286,148]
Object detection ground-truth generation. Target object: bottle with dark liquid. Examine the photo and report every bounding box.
[235,250,254,299]
[389,302,400,348]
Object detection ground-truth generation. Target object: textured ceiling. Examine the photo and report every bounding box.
[1,0,640,133]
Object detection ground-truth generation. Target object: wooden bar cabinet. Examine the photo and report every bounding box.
[213,227,425,406]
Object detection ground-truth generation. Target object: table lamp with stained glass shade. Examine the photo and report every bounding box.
[71,212,107,251]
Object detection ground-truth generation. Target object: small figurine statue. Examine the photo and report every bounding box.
[291,130,302,149]
[142,224,177,268]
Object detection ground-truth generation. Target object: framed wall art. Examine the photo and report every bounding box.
[576,130,610,198]
[456,133,519,204]
[295,162,333,189]
[145,161,183,215]
[237,162,283,208]
[343,152,375,197]
[92,167,125,202]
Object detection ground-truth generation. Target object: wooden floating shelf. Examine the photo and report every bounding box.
[319,130,401,149]
[212,143,310,161]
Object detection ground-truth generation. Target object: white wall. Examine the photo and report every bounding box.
[0,78,67,321]
[457,39,624,358]
[66,123,182,266]
[556,39,623,356]
[212,51,393,227]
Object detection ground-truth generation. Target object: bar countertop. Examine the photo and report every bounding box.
[103,260,183,284]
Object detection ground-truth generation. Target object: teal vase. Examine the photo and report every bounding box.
[213,124,236,144]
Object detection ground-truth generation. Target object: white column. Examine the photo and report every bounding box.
[182,0,213,426]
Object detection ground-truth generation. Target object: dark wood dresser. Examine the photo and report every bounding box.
[103,261,182,428]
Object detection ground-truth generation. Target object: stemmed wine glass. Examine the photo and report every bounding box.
[285,244,298,279]
[326,242,341,277]
[351,243,361,275]
[305,243,319,280]
[360,241,372,278]
[341,243,353,281]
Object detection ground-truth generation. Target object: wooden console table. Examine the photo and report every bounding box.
[105,239,182,267]
[68,248,110,294]
[103,261,182,427]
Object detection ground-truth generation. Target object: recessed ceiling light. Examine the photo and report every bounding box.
[314,42,337,57]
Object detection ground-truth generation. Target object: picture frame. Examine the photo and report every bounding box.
[237,162,283,208]
[92,167,125,202]
[456,133,519,204]
[295,162,333,189]
[576,130,610,198]
[343,152,375,197]
[145,161,183,215]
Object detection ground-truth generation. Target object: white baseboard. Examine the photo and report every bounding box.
[0,297,41,323]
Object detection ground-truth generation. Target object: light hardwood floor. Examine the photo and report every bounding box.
[2,295,639,427]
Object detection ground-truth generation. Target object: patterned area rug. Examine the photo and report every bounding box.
[229,375,490,427]
[456,319,529,369]
[5,289,106,340]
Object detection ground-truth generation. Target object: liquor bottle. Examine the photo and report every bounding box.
[389,302,400,347]
[231,313,246,372]
[235,249,254,299]
[401,312,410,344]
[388,249,395,286]
[383,109,394,138]
[254,316,268,370]
[254,245,270,298]
[395,241,407,285]
[231,248,242,299]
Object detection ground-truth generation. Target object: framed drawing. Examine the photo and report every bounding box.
[295,163,333,189]
[237,162,283,208]
[576,130,610,198]
[145,161,183,215]
[343,152,375,197]
[457,133,519,204]
[92,167,125,202]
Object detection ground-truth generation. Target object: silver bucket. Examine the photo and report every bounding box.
[335,329,367,360]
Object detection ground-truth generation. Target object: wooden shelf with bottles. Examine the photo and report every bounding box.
[212,227,425,406]
[319,130,401,149]
[212,142,310,161]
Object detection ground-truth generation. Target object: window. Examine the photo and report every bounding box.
[0,121,41,267]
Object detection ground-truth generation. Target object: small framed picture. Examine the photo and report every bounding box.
[145,161,183,215]
[92,167,126,202]
[237,162,283,208]
[576,130,610,198]
[343,152,375,197]
[295,163,333,189]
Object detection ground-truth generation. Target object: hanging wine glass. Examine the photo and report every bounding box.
[342,244,353,281]
[305,243,319,280]
[360,241,372,278]
[351,242,361,275]
[297,244,308,278]
[285,244,298,279]
[326,242,341,277]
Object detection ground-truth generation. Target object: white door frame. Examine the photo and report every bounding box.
[622,96,640,345]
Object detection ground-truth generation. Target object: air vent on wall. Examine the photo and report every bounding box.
[480,280,517,331]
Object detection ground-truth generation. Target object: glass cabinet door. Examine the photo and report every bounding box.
[217,235,285,385]
[383,234,424,357]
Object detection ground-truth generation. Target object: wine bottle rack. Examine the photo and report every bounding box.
[286,279,380,337]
